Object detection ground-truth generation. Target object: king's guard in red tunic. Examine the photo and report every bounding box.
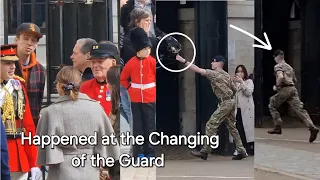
[0,45,41,179]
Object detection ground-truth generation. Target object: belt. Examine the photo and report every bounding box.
[218,96,233,103]
[131,82,156,90]
[6,133,22,139]
[281,84,294,87]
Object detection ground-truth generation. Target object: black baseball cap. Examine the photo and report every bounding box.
[16,23,42,39]
[88,43,119,61]
[212,55,226,63]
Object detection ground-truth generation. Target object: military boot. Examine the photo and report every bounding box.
[309,127,319,143]
[268,125,282,134]
[232,152,248,160]
[189,149,208,160]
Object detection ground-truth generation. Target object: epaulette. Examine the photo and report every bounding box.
[13,75,25,83]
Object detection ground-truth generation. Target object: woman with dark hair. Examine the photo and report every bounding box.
[97,65,122,180]
[106,65,121,142]
[233,65,255,156]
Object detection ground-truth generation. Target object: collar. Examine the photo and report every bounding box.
[1,80,7,85]
[136,56,146,60]
[54,93,94,104]
[96,79,107,84]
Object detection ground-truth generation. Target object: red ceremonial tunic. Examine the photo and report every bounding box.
[7,77,38,172]
[80,78,112,115]
[120,55,156,103]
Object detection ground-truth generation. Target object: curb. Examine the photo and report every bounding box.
[254,165,314,180]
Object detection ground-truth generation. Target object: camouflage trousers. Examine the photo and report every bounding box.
[269,86,316,128]
[202,99,247,155]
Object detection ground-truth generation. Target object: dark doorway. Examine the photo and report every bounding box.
[155,1,181,136]
[255,0,301,121]
[261,0,292,116]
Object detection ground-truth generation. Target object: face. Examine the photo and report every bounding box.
[236,67,244,79]
[137,47,151,58]
[120,0,128,8]
[211,61,220,70]
[16,33,38,55]
[91,58,116,80]
[70,43,89,70]
[1,61,16,81]
[137,17,151,28]
[274,55,281,63]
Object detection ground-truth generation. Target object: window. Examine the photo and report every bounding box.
[8,0,46,34]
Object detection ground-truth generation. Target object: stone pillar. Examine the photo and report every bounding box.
[112,0,119,46]
[178,8,197,136]
[227,0,254,144]
[227,1,255,76]
[288,20,301,116]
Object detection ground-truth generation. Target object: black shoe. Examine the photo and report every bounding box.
[189,150,208,160]
[309,128,319,143]
[232,153,248,160]
[268,125,282,134]
[247,142,254,156]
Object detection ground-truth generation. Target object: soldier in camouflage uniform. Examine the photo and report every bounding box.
[176,55,248,160]
[268,50,319,142]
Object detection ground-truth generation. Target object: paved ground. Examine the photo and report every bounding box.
[120,155,254,180]
[120,116,253,180]
[255,128,320,180]
[254,169,301,180]
[157,156,254,180]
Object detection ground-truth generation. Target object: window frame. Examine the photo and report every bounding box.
[7,0,46,35]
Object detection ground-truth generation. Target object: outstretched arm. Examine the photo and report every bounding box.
[176,55,206,75]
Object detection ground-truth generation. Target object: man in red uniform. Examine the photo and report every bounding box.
[80,42,119,116]
[120,27,156,158]
[0,45,41,180]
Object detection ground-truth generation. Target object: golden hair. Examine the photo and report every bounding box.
[56,66,82,101]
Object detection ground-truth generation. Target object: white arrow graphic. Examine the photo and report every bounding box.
[229,24,272,50]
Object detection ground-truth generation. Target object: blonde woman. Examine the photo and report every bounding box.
[36,66,120,180]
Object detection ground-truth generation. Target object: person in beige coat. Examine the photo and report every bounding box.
[233,65,255,156]
[36,66,120,180]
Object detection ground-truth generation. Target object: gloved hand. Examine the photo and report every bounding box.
[30,167,42,180]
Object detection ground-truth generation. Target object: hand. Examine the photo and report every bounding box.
[234,76,243,84]
[237,77,244,84]
[233,76,237,82]
[30,167,41,180]
[273,85,278,91]
[141,22,150,36]
[175,54,185,63]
